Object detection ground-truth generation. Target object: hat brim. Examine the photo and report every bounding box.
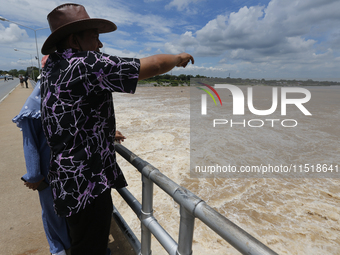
[41,18,117,55]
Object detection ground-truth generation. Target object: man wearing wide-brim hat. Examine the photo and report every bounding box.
[40,3,194,255]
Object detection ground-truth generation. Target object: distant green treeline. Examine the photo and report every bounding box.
[139,74,340,87]
[2,68,339,86]
[0,67,40,81]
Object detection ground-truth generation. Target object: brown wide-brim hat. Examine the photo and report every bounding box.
[41,3,117,55]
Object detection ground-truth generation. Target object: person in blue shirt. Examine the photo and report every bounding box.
[12,56,71,255]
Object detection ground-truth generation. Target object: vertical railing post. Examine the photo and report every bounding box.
[177,206,195,255]
[141,174,153,255]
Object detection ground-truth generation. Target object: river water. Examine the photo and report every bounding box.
[111,86,340,255]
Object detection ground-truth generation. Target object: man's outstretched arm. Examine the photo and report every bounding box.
[139,53,194,81]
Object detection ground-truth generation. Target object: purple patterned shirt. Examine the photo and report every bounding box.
[41,49,140,217]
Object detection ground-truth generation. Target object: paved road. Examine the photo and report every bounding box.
[0,78,20,103]
[0,78,37,103]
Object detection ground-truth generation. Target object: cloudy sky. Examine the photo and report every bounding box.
[1,0,340,80]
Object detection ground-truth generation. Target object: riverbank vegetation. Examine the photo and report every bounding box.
[139,74,340,87]
[1,69,339,86]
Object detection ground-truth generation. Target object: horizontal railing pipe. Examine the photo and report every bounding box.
[115,144,279,255]
[117,188,142,219]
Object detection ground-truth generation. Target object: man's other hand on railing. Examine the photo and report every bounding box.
[115,130,126,144]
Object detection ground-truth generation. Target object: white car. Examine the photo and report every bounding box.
[6,75,13,80]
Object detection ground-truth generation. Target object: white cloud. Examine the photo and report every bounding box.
[164,31,198,54]
[103,45,151,59]
[2,0,174,37]
[166,0,204,12]
[86,1,174,36]
[162,0,340,78]
[192,0,340,54]
[1,0,55,26]
[164,42,182,54]
[0,23,29,43]
[180,31,198,47]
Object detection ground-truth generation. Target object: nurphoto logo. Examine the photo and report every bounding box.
[197,83,312,128]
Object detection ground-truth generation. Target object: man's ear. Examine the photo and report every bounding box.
[68,34,81,50]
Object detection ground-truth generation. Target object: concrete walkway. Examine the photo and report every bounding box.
[0,81,134,255]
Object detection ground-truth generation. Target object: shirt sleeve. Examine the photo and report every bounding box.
[89,53,140,94]
[21,118,44,183]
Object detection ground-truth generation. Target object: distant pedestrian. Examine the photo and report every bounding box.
[24,75,29,88]
[19,75,24,88]
[4,76,6,82]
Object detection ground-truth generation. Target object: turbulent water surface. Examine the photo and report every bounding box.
[111,86,340,255]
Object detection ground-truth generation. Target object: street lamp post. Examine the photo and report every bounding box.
[0,16,48,75]
[14,48,35,80]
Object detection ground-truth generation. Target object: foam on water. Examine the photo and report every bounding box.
[111,86,340,255]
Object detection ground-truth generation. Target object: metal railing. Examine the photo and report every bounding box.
[114,143,279,255]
